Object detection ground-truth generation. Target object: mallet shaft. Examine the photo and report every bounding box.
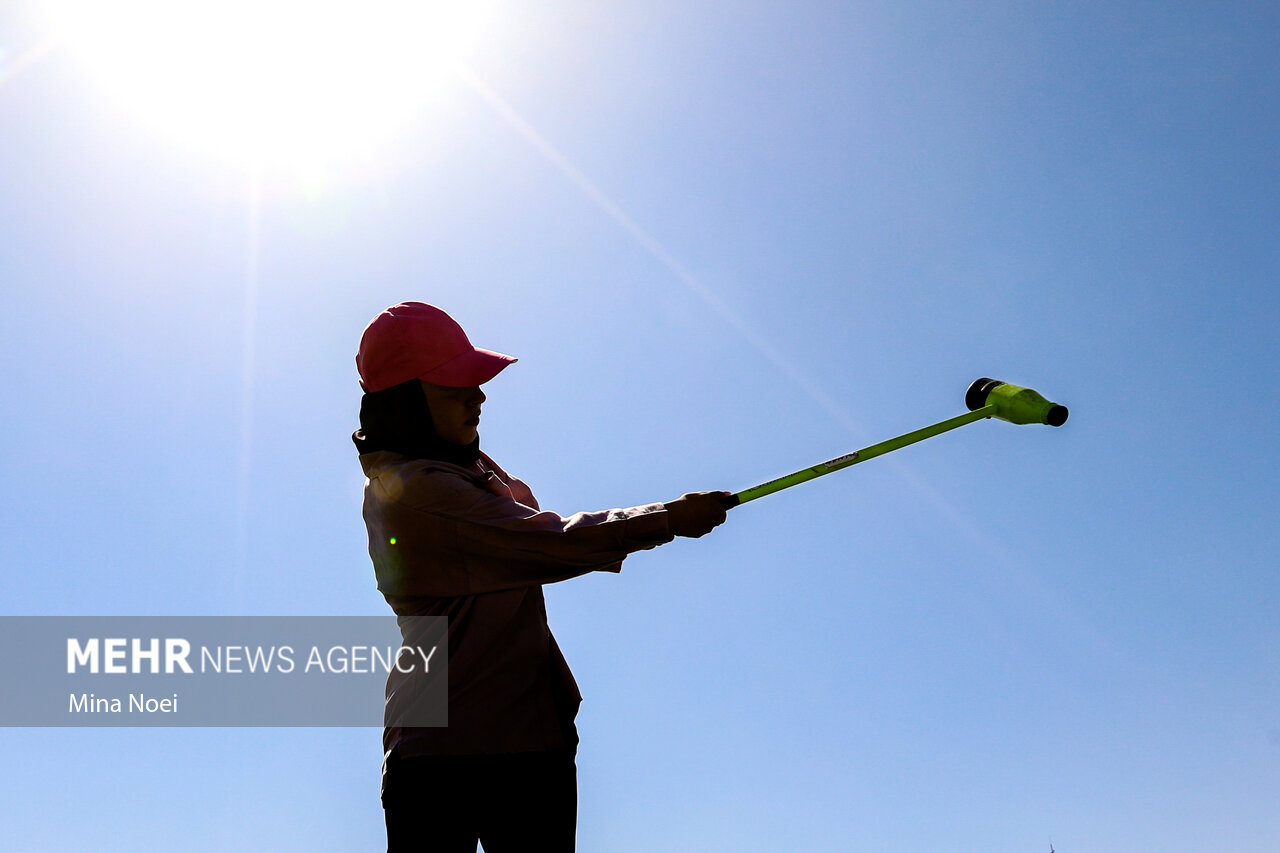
[725,404,998,508]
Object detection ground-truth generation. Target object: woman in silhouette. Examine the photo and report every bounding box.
[353,302,728,852]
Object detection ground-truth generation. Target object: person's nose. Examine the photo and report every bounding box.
[470,387,486,407]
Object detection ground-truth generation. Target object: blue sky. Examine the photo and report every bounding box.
[1,1,1277,851]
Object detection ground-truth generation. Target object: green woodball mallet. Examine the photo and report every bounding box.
[719,378,1068,508]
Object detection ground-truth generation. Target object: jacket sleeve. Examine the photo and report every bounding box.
[364,468,674,597]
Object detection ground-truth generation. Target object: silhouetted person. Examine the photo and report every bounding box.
[354,302,728,852]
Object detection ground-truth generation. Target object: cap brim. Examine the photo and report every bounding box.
[418,347,517,387]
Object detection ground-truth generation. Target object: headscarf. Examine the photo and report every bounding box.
[351,379,481,467]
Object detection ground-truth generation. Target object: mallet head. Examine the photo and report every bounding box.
[966,378,1068,426]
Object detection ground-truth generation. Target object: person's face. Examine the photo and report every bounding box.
[420,381,486,446]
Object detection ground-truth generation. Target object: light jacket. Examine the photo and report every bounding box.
[359,449,674,761]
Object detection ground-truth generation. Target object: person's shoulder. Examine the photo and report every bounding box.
[478,451,539,508]
[360,451,487,514]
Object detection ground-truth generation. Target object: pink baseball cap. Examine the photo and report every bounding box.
[356,302,517,391]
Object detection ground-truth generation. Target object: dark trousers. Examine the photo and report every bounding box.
[383,747,578,853]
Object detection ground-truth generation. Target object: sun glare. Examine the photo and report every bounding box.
[43,0,491,169]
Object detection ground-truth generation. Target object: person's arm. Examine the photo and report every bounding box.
[364,471,727,597]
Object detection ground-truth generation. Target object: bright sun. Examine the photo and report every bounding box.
[43,0,492,168]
